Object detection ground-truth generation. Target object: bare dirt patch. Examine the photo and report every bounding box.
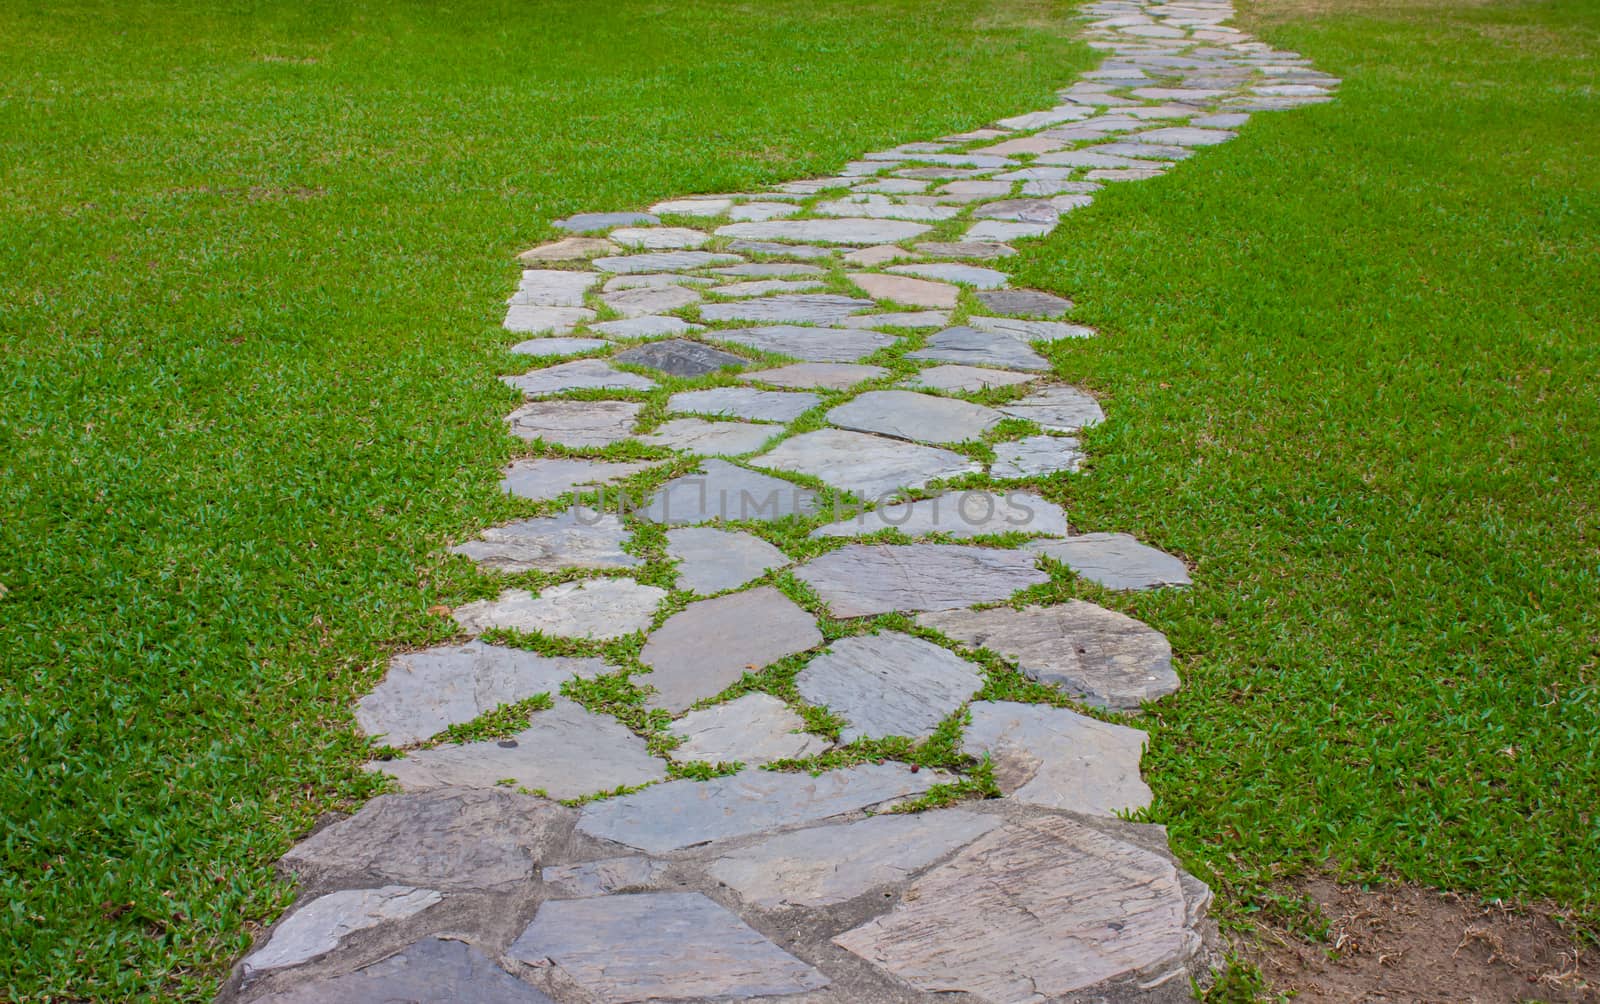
[1240,877,1598,1002]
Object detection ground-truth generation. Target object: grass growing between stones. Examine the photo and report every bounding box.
[0,0,1094,998]
[1008,0,1600,938]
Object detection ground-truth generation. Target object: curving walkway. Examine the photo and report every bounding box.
[223,2,1336,1002]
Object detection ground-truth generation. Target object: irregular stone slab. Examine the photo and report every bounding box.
[963,220,1054,242]
[708,809,1001,909]
[1021,177,1103,196]
[991,434,1086,478]
[811,489,1067,540]
[503,305,595,335]
[1026,532,1191,589]
[597,284,701,318]
[282,788,571,890]
[864,150,1017,168]
[962,701,1151,814]
[853,177,930,194]
[708,279,825,298]
[815,196,960,223]
[637,458,818,524]
[244,887,442,976]
[596,318,703,342]
[508,893,829,1001]
[375,699,667,800]
[451,509,639,573]
[843,244,919,266]
[500,457,652,502]
[969,315,1096,342]
[709,325,894,363]
[796,632,983,742]
[727,201,803,222]
[838,310,950,330]
[252,936,557,1004]
[649,197,733,217]
[995,105,1096,129]
[518,236,616,263]
[666,692,827,765]
[998,385,1106,431]
[914,240,1017,260]
[826,390,1003,445]
[699,294,874,325]
[602,273,716,291]
[848,272,959,309]
[501,359,656,397]
[1192,112,1251,128]
[668,387,819,423]
[794,543,1049,617]
[902,364,1037,392]
[973,134,1066,156]
[509,336,609,358]
[753,429,980,498]
[1035,149,1168,169]
[888,263,1009,289]
[452,579,667,640]
[920,600,1176,709]
[739,363,888,390]
[1136,126,1237,145]
[907,326,1049,372]
[834,814,1196,999]
[640,418,778,456]
[1086,167,1167,182]
[971,198,1077,224]
[575,762,941,852]
[509,269,600,306]
[666,527,790,594]
[357,642,605,747]
[1092,140,1196,160]
[505,400,641,448]
[555,211,659,233]
[975,289,1075,318]
[715,219,933,245]
[593,251,742,274]
[640,586,821,712]
[542,857,670,899]
[612,338,746,377]
[710,262,826,278]
[725,239,839,260]
[608,226,710,250]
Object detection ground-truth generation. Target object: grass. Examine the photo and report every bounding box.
[1008,0,1600,937]
[0,1,1092,999]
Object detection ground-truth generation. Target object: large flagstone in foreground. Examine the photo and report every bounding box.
[639,586,822,713]
[795,631,983,742]
[752,428,980,498]
[990,434,1085,478]
[253,936,556,1004]
[794,543,1048,617]
[665,526,790,594]
[665,692,827,766]
[962,700,1151,815]
[244,887,442,977]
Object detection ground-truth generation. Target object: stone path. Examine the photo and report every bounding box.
[225,3,1335,1001]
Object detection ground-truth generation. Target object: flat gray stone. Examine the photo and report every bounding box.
[575,762,942,853]
[541,857,670,899]
[919,600,1176,709]
[991,434,1086,478]
[710,325,895,363]
[500,457,652,502]
[637,458,818,524]
[244,887,442,976]
[665,692,827,765]
[555,211,659,233]
[518,236,616,262]
[505,400,642,448]
[593,251,742,274]
[725,239,839,259]
[251,936,557,1004]
[795,631,983,742]
[1092,140,1196,160]
[962,220,1055,242]
[969,314,1096,341]
[666,526,791,594]
[1027,532,1191,589]
[640,586,822,712]
[452,579,667,640]
[794,543,1049,617]
[602,273,715,291]
[450,509,639,573]
[699,294,875,325]
[975,289,1075,318]
[810,489,1068,540]
[962,700,1151,814]
[826,390,1004,445]
[816,196,960,223]
[509,269,600,306]
[708,809,1000,909]
[1035,149,1168,169]
[501,359,657,397]
[608,226,710,250]
[612,338,746,377]
[838,310,950,330]
[708,278,825,298]
[914,240,1017,260]
[1086,167,1167,182]
[357,642,606,746]
[907,326,1049,372]
[711,263,827,278]
[509,336,609,358]
[727,201,803,222]
[650,197,734,216]
[902,364,1037,392]
[843,244,922,266]
[587,315,704,338]
[998,385,1105,431]
[833,814,1198,999]
[598,284,702,318]
[668,387,820,423]
[282,788,571,890]
[503,305,595,335]
[508,893,828,1001]
[752,429,980,498]
[848,272,959,308]
[888,263,1009,289]
[640,417,778,456]
[716,218,933,245]
[739,363,888,389]
[1136,125,1237,145]
[374,699,668,800]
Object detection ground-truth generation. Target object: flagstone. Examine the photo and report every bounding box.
[853,177,930,194]
[508,336,609,358]
[501,359,656,396]
[637,458,818,524]
[554,211,659,233]
[715,218,933,245]
[640,587,821,713]
[842,244,919,266]
[607,226,710,250]
[995,105,1096,129]
[586,315,703,338]
[727,201,803,222]
[1027,532,1191,589]
[450,509,639,573]
[907,326,1050,371]
[793,543,1049,617]
[451,579,667,640]
[971,198,1072,223]
[509,269,600,306]
[999,385,1106,430]
[815,196,961,223]
[668,386,820,423]
[499,457,651,502]
[541,857,670,899]
[505,400,642,447]
[665,527,791,594]
[708,324,894,362]
[640,418,776,456]
[1136,125,1237,145]
[847,272,959,309]
[601,272,715,291]
[593,251,742,273]
[699,294,874,325]
[810,489,1068,539]
[991,434,1086,478]
[648,197,734,216]
[244,887,443,977]
[968,315,1096,341]
[738,362,888,390]
[888,263,1009,289]
[975,289,1076,318]
[503,305,595,335]
[1087,166,1168,181]
[518,236,616,262]
[962,700,1151,814]
[1192,112,1251,128]
[251,936,557,1004]
[1035,149,1167,169]
[612,338,746,376]
[974,135,1068,156]
[963,220,1055,241]
[708,279,826,298]
[597,284,701,318]
[665,692,826,765]
[838,310,950,330]
[913,240,1017,260]
[862,151,1016,168]
[796,632,984,742]
[827,390,1004,445]
[894,167,993,180]
[725,239,839,259]
[1021,177,1105,196]
[753,428,980,498]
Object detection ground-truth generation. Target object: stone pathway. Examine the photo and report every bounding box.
[225,3,1336,1001]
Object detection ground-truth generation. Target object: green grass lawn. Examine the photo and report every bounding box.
[1012,0,1600,948]
[0,2,1091,999]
